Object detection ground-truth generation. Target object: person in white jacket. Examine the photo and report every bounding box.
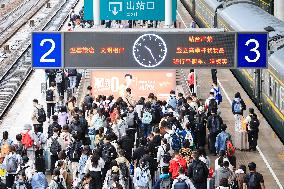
[157,138,171,169]
[133,161,151,189]
[171,167,196,189]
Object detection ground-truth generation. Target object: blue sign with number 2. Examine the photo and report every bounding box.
[237,33,267,68]
[32,33,62,68]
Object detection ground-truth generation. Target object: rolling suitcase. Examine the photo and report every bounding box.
[234,130,249,150]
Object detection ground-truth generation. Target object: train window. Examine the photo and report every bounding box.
[269,75,273,97]
[274,81,279,107]
[280,87,284,113]
[263,71,268,94]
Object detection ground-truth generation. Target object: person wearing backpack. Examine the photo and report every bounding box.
[67,135,83,178]
[84,152,105,189]
[243,162,265,189]
[169,151,187,179]
[55,69,64,97]
[46,82,58,121]
[172,167,196,189]
[167,90,177,110]
[32,99,45,133]
[133,160,151,189]
[245,109,260,151]
[48,168,67,189]
[70,114,84,141]
[215,124,231,154]
[187,151,208,189]
[0,131,13,163]
[210,82,222,105]
[99,135,118,177]
[115,149,130,182]
[213,161,233,188]
[15,134,26,157]
[12,171,32,189]
[34,125,47,173]
[48,115,62,139]
[230,165,246,189]
[31,172,48,189]
[157,138,171,169]
[152,166,171,189]
[118,129,134,161]
[204,92,217,117]
[232,92,246,132]
[141,102,154,138]
[59,125,72,151]
[67,69,77,92]
[194,106,207,149]
[3,146,22,188]
[207,109,223,155]
[21,124,37,163]
[47,128,62,174]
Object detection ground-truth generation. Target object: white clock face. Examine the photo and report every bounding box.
[132,34,167,68]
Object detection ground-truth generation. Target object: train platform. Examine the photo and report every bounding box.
[195,69,284,188]
[176,1,284,188]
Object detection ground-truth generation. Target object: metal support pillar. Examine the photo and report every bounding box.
[93,0,100,26]
[165,0,172,27]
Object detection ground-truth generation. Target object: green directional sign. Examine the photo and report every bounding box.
[84,0,177,21]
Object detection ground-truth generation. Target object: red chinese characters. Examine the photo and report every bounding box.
[69,47,95,54]
[100,47,125,54]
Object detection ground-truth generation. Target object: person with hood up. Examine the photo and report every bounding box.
[171,167,196,189]
[232,92,246,131]
[213,161,233,188]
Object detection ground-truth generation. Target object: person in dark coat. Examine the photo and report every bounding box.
[118,129,134,161]
[207,109,223,155]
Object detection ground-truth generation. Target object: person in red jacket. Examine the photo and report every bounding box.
[187,69,195,93]
[169,151,187,179]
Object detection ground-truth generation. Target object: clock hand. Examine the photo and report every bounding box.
[144,46,156,63]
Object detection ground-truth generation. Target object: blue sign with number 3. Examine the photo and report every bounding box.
[32,33,62,68]
[237,33,268,68]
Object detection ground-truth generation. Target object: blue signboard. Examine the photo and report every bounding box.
[32,32,62,68]
[237,33,268,68]
[84,0,177,21]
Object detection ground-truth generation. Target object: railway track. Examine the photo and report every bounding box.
[0,0,80,119]
[0,0,47,45]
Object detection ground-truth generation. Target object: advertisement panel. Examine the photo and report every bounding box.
[90,70,176,100]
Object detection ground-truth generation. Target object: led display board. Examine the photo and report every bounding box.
[32,30,268,69]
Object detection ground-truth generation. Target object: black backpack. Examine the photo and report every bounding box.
[162,146,171,164]
[249,115,260,131]
[69,141,82,159]
[46,89,54,101]
[68,69,77,77]
[119,162,129,180]
[50,137,61,155]
[230,178,239,189]
[208,99,218,113]
[191,160,208,183]
[83,95,93,110]
[247,173,259,189]
[102,143,116,163]
[55,178,66,189]
[37,107,46,123]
